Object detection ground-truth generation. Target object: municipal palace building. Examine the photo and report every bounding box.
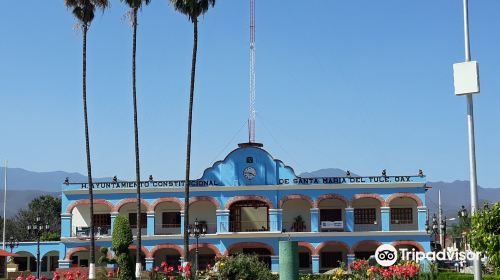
[12,142,430,277]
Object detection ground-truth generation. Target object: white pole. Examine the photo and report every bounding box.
[438,190,444,249]
[462,1,481,279]
[2,160,6,251]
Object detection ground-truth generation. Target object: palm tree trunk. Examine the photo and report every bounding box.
[82,23,96,280]
[183,18,198,261]
[132,8,142,279]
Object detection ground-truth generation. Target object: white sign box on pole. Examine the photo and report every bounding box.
[453,61,480,95]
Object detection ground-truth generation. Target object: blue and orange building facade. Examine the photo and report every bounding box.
[13,144,430,277]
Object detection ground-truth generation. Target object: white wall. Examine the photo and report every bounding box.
[189,201,216,233]
[154,202,181,235]
[282,199,310,232]
[118,203,148,236]
[71,204,111,236]
[240,207,267,231]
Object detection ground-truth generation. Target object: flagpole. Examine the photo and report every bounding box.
[2,160,7,251]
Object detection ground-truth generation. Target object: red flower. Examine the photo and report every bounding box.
[75,270,82,278]
[169,277,175,280]
[161,261,168,268]
[40,276,47,280]
[154,266,160,272]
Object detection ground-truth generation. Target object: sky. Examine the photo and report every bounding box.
[0,1,499,188]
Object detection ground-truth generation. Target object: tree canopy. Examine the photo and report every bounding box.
[170,0,216,22]
[1,195,61,242]
[470,202,500,274]
[64,0,109,26]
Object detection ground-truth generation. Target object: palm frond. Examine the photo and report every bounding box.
[64,0,109,24]
[169,0,215,21]
[120,0,151,9]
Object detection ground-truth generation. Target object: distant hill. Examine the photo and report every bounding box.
[1,167,499,220]
[425,180,500,219]
[300,169,500,221]
[0,190,59,218]
[300,168,359,178]
[0,167,112,218]
[0,167,112,192]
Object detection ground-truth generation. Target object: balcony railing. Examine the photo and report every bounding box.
[219,221,278,232]
[75,226,111,238]
[155,224,181,235]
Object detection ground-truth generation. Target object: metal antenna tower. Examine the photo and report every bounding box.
[248,0,256,143]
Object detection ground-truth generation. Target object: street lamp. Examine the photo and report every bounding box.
[441,216,447,251]
[7,236,19,253]
[458,206,469,251]
[27,216,50,280]
[459,205,468,219]
[426,214,440,251]
[187,219,207,276]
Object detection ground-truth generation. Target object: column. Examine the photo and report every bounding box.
[147,212,155,236]
[180,211,185,237]
[110,212,118,235]
[311,255,320,274]
[417,206,428,231]
[216,210,230,233]
[310,208,319,233]
[60,213,72,238]
[271,255,280,273]
[269,209,282,232]
[145,258,154,271]
[347,254,355,269]
[381,207,390,231]
[345,208,354,232]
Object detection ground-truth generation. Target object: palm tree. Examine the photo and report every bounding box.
[169,0,216,261]
[120,0,150,278]
[63,1,109,279]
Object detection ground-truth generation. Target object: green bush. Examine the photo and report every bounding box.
[298,274,331,280]
[435,272,500,280]
[216,254,275,280]
[111,214,134,280]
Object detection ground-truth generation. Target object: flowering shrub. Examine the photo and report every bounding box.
[149,261,192,280]
[350,259,421,280]
[203,254,275,280]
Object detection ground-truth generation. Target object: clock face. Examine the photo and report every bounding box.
[243,166,257,180]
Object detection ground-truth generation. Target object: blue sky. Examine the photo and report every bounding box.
[0,1,499,188]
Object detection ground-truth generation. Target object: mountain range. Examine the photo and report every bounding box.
[0,167,499,219]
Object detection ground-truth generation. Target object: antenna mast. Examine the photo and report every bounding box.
[248,0,256,143]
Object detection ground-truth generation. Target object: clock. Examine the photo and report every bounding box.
[243,166,257,180]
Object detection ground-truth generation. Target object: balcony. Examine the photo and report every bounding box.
[75,226,111,238]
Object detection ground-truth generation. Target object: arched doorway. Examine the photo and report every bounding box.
[42,251,60,275]
[317,242,349,272]
[229,200,269,232]
[189,199,217,234]
[352,197,383,232]
[72,203,112,237]
[226,243,273,268]
[317,195,348,232]
[154,201,182,235]
[152,247,182,268]
[13,251,36,272]
[389,197,418,231]
[352,240,381,260]
[189,246,218,270]
[118,201,148,236]
[281,197,312,232]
